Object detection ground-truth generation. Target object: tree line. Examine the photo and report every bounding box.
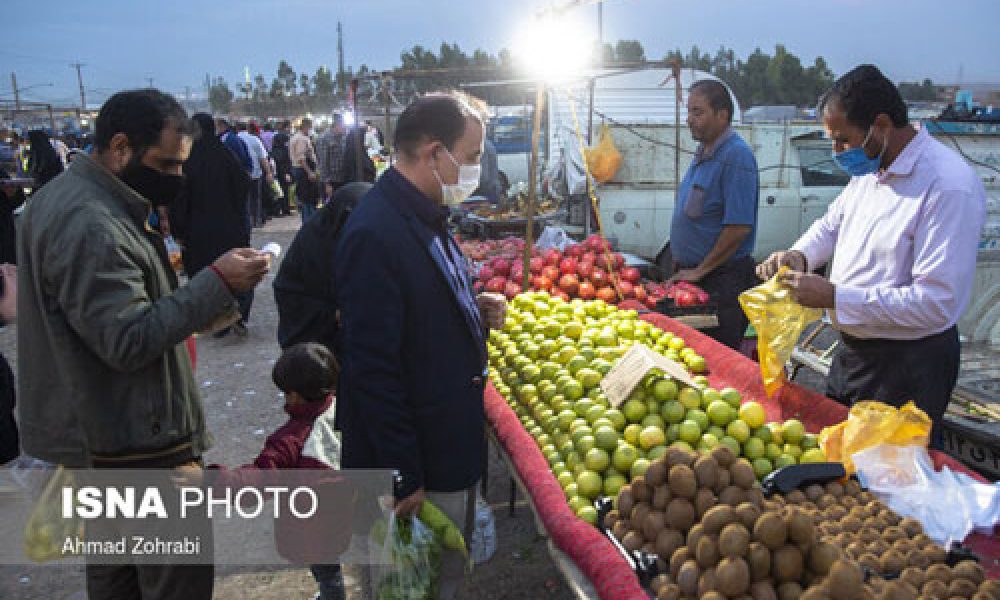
[206,41,941,117]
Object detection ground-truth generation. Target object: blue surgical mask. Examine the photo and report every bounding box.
[833,126,887,177]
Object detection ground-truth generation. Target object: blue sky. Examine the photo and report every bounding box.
[4,0,998,108]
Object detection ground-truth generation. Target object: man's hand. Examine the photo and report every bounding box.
[0,264,16,323]
[212,248,270,292]
[756,250,808,280]
[778,270,835,309]
[325,182,334,199]
[170,463,204,488]
[394,487,425,518]
[668,267,706,284]
[477,292,507,330]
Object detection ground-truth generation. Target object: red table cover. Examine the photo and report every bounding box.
[485,308,998,598]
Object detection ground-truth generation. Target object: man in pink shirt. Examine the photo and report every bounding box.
[757,65,987,444]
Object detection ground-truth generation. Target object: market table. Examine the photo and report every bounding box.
[483,309,999,600]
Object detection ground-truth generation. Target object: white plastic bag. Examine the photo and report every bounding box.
[534,226,572,252]
[469,496,496,565]
[853,444,1000,547]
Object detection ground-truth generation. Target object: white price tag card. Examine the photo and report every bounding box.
[600,344,699,408]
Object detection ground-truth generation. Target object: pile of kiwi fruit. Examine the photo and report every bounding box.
[603,445,999,599]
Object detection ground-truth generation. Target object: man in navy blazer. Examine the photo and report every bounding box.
[334,91,505,598]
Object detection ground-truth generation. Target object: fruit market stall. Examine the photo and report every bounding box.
[483,292,999,600]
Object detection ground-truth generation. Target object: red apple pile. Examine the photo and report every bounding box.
[644,280,711,308]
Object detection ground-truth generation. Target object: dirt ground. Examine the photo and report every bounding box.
[0,216,575,600]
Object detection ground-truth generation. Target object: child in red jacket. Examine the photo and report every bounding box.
[191,342,345,600]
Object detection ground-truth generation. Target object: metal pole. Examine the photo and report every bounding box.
[73,63,86,110]
[672,60,681,192]
[350,78,362,181]
[382,73,392,162]
[11,73,19,110]
[585,77,597,237]
[47,104,55,131]
[522,82,546,292]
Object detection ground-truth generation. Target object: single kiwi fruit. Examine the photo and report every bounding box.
[899,517,923,537]
[650,573,672,594]
[952,561,984,585]
[656,528,685,561]
[882,526,905,543]
[656,583,682,600]
[711,444,737,468]
[826,559,864,600]
[754,512,789,550]
[720,485,747,507]
[602,509,620,530]
[702,504,737,534]
[748,541,771,582]
[645,458,669,488]
[642,541,657,555]
[668,464,698,499]
[750,580,779,600]
[630,502,651,530]
[697,566,718,596]
[880,580,918,600]
[700,592,726,600]
[696,534,720,569]
[642,511,668,543]
[622,530,644,551]
[816,494,838,509]
[841,515,863,533]
[786,508,815,546]
[926,564,953,584]
[665,445,696,468]
[772,545,804,583]
[720,522,751,558]
[632,475,653,503]
[666,497,696,531]
[695,487,718,518]
[693,454,720,489]
[899,567,925,590]
[807,541,839,576]
[844,479,862,497]
[879,549,907,574]
[611,520,630,540]
[785,489,807,504]
[923,544,948,565]
[716,556,751,597]
[825,481,844,497]
[921,579,948,598]
[669,546,691,579]
[677,560,701,598]
[845,541,866,560]
[731,459,757,489]
[776,581,804,600]
[747,486,766,507]
[736,501,762,530]
[687,523,707,551]
[715,467,732,493]
[651,484,672,510]
[804,484,825,501]
[617,487,635,516]
[947,578,979,598]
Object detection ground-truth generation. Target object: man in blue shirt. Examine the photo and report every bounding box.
[669,79,759,349]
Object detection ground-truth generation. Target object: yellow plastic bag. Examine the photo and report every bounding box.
[819,401,931,475]
[23,466,84,562]
[738,266,823,397]
[585,124,623,184]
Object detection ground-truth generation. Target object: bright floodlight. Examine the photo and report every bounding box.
[343,110,356,127]
[514,12,593,83]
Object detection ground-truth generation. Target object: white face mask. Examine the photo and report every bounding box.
[433,147,480,207]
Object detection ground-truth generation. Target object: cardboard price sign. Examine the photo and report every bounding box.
[600,344,699,408]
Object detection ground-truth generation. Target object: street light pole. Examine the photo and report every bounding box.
[11,73,19,110]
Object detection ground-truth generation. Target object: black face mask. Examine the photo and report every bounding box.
[120,158,184,208]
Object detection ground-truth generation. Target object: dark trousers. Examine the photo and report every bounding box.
[86,563,213,600]
[247,178,262,228]
[826,325,960,448]
[277,177,291,215]
[0,352,18,464]
[310,564,346,600]
[236,289,254,323]
[689,255,757,350]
